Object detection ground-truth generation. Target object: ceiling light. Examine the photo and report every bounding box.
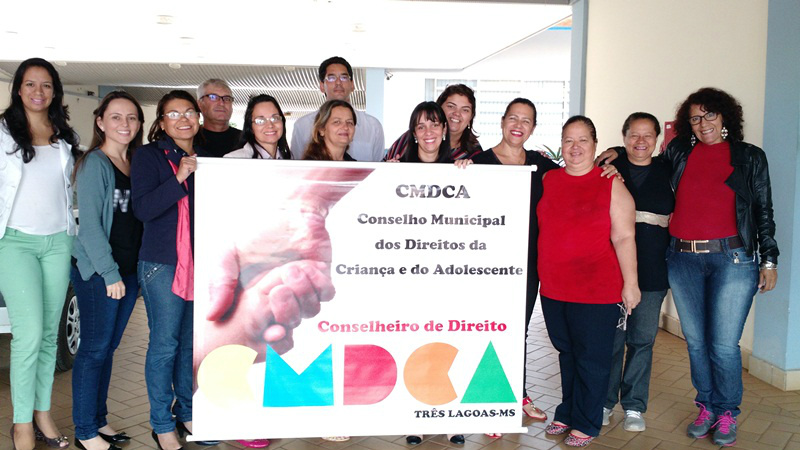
[169,63,182,69]
[156,15,173,25]
[55,61,67,67]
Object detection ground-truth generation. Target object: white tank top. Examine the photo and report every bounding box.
[7,144,69,235]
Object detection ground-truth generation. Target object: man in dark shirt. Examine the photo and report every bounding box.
[197,78,241,157]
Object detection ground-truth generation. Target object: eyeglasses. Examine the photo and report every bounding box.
[163,110,199,120]
[253,115,282,125]
[689,111,718,125]
[324,74,352,83]
[617,303,628,331]
[201,93,234,103]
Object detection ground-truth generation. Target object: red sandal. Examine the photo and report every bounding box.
[522,396,547,421]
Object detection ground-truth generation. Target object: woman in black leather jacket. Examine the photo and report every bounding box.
[665,89,777,447]
[667,88,779,447]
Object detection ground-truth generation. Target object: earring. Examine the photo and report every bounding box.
[413,137,417,143]
[721,126,729,140]
[442,133,447,140]
[690,135,697,146]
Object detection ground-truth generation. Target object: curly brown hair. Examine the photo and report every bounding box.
[674,87,744,143]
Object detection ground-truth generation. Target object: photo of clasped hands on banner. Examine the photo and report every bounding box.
[193,166,374,371]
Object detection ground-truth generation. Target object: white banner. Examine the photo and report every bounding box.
[192,159,534,440]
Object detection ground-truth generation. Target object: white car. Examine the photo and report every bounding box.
[0,286,80,372]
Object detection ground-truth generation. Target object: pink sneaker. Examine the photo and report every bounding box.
[237,439,271,448]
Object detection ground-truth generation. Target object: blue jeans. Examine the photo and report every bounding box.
[138,261,193,434]
[541,297,619,437]
[71,268,138,440]
[605,289,667,413]
[666,239,758,417]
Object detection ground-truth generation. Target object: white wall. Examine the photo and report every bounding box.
[381,27,572,149]
[584,0,769,356]
[0,79,10,109]
[585,0,767,151]
[63,86,100,148]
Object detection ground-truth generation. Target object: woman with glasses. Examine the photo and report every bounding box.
[0,57,79,450]
[221,94,288,449]
[537,116,639,447]
[225,94,290,160]
[386,84,482,161]
[131,90,214,450]
[70,91,145,450]
[599,88,778,446]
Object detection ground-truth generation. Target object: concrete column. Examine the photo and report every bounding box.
[749,0,800,391]
[569,0,588,116]
[365,68,385,126]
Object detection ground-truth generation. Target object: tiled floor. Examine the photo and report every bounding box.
[2,301,799,449]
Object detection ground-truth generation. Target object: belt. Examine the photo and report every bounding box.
[635,211,670,228]
[675,236,744,253]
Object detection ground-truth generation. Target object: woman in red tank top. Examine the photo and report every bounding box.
[538,116,639,447]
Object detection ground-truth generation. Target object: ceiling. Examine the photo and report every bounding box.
[0,0,571,111]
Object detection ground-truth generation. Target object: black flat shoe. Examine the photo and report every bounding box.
[76,439,121,450]
[151,431,183,450]
[448,435,465,445]
[406,435,422,445]
[175,422,219,446]
[99,432,130,444]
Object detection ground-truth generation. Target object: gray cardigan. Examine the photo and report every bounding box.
[72,150,122,285]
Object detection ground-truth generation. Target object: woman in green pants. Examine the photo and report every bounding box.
[0,58,79,450]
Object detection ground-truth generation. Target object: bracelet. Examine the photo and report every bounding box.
[760,261,777,270]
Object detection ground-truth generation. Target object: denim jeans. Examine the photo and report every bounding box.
[138,261,193,433]
[666,238,758,417]
[71,268,138,440]
[541,296,618,437]
[605,289,667,413]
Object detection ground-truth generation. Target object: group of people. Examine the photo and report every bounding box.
[0,53,778,450]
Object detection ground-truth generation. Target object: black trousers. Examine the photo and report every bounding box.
[541,296,619,437]
[523,275,539,397]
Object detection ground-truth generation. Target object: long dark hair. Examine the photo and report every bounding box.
[403,101,452,163]
[674,87,744,144]
[0,57,79,163]
[436,84,480,152]
[148,90,201,143]
[240,94,291,159]
[302,100,357,160]
[73,91,145,182]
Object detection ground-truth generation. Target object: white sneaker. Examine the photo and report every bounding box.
[623,410,646,432]
[602,407,613,426]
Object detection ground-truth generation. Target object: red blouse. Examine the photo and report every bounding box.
[537,167,622,304]
[670,141,737,240]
